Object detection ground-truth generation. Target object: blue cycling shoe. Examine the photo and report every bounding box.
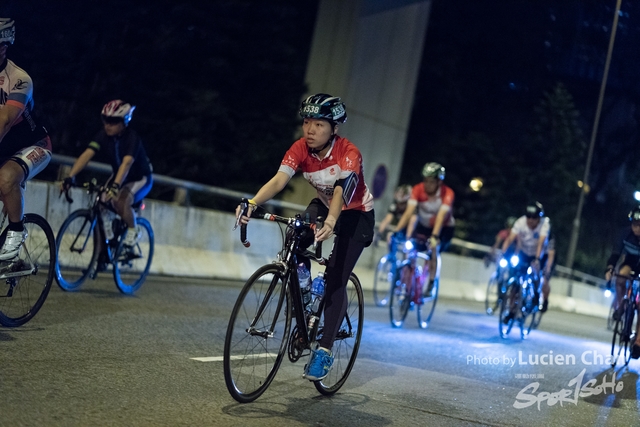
[303,347,334,381]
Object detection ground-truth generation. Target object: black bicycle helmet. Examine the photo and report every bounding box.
[526,202,544,218]
[299,93,347,124]
[628,205,640,221]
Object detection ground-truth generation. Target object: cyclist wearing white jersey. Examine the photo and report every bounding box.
[0,18,53,260]
[501,202,551,312]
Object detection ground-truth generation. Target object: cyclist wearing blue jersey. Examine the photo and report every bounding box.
[0,18,53,260]
[605,206,640,359]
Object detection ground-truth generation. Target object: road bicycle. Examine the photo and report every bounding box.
[224,200,364,403]
[498,255,543,339]
[0,206,56,327]
[56,179,154,295]
[372,232,405,307]
[610,273,639,367]
[389,237,438,329]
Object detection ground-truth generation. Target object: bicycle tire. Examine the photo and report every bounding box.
[499,282,518,339]
[0,214,56,327]
[606,302,615,331]
[55,209,98,291]
[520,283,537,339]
[485,273,500,315]
[113,217,154,294]
[415,252,437,329]
[314,272,364,396]
[389,261,412,328]
[623,301,637,366]
[610,300,626,367]
[373,255,393,307]
[223,264,292,403]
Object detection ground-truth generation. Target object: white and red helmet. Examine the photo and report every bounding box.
[101,100,136,125]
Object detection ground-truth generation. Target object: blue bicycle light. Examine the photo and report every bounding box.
[499,258,508,268]
[404,240,414,251]
[510,255,520,267]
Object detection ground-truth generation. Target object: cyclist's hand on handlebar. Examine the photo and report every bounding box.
[428,235,440,250]
[315,216,336,242]
[105,182,120,201]
[235,198,256,226]
[605,266,614,282]
[60,176,75,192]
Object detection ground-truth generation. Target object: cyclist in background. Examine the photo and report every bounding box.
[0,18,53,260]
[501,202,551,313]
[393,162,455,297]
[485,216,517,266]
[377,184,414,240]
[60,100,153,247]
[604,206,640,359]
[236,93,375,381]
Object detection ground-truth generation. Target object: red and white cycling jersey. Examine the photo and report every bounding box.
[409,182,455,228]
[278,136,374,212]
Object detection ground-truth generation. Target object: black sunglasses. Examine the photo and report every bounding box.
[101,115,124,125]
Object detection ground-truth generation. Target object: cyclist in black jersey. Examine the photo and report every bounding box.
[61,100,153,247]
[0,18,53,260]
[605,206,640,358]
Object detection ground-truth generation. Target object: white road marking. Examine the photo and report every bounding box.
[191,353,279,362]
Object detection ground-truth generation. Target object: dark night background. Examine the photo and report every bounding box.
[2,0,639,275]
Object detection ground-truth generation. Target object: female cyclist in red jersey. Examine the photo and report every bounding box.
[236,93,375,380]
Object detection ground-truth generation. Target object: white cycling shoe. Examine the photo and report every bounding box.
[0,229,28,261]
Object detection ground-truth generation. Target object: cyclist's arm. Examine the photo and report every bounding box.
[432,204,450,238]
[250,171,290,205]
[378,212,393,234]
[316,186,344,242]
[394,202,416,233]
[113,155,134,186]
[535,234,547,260]
[0,103,23,143]
[67,148,96,179]
[407,213,418,238]
[501,231,517,252]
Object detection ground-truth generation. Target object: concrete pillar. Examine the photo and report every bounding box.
[296,0,431,215]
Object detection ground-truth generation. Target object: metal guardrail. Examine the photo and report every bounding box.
[50,154,605,289]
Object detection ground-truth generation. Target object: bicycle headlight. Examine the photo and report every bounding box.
[510,255,520,267]
[604,289,612,298]
[499,258,508,268]
[404,240,414,251]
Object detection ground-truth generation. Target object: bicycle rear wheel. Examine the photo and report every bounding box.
[55,209,98,291]
[373,255,393,307]
[314,273,364,396]
[0,214,56,327]
[224,264,292,403]
[389,262,412,328]
[113,217,154,294]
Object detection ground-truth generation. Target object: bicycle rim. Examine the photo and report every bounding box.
[55,210,97,291]
[416,254,436,329]
[389,263,411,328]
[373,256,392,307]
[314,273,364,396]
[498,285,517,339]
[223,264,291,403]
[623,303,637,366]
[0,214,56,327]
[485,274,499,315]
[113,217,154,294]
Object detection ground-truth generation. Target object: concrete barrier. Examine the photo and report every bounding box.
[29,180,612,318]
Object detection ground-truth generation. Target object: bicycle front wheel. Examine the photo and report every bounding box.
[113,218,154,294]
[373,255,393,307]
[0,214,56,327]
[485,273,500,315]
[499,283,518,339]
[623,302,637,366]
[389,262,412,328]
[314,273,364,396]
[224,264,292,403]
[610,300,627,367]
[416,252,437,329]
[55,209,98,291]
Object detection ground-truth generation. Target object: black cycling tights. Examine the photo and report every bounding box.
[317,234,366,350]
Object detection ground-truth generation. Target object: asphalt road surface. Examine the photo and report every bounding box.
[1,275,637,427]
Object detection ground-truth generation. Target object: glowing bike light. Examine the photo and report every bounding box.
[604,289,612,298]
[499,258,508,268]
[404,240,414,251]
[510,255,520,267]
